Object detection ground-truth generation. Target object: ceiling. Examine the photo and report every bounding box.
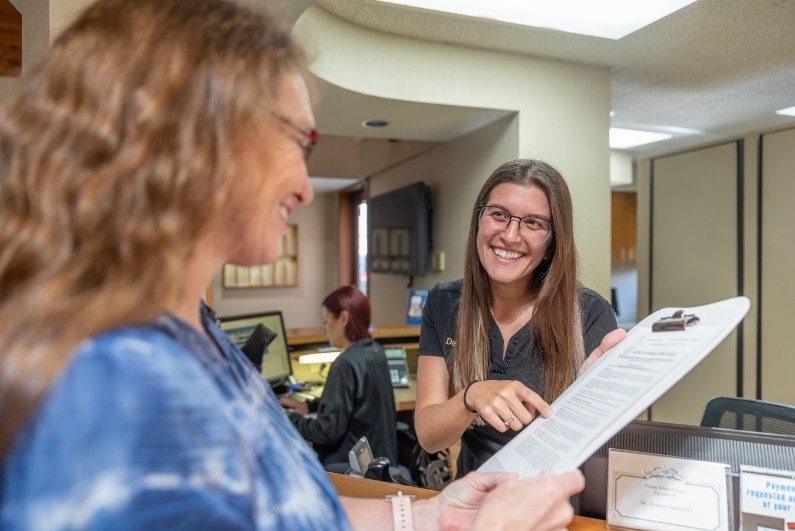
[6,0,795,188]
[299,0,795,163]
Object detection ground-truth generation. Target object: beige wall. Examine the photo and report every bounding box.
[210,191,339,326]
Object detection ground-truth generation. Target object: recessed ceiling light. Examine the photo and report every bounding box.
[374,0,698,40]
[610,127,672,149]
[775,105,795,117]
[363,119,389,128]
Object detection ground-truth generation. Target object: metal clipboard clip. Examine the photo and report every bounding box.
[652,310,700,332]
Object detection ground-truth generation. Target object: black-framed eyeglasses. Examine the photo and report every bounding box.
[270,110,319,161]
[478,204,553,246]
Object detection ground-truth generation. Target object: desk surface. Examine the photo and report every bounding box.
[393,379,416,411]
[287,324,420,347]
[326,472,607,530]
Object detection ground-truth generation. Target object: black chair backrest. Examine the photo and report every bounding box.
[701,396,795,436]
[240,323,276,370]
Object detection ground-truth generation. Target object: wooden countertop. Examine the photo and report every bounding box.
[392,380,416,412]
[328,472,436,500]
[327,472,607,530]
[287,324,420,347]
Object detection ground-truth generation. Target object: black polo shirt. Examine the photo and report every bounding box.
[418,279,618,476]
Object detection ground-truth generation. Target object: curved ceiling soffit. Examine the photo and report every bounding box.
[313,0,621,68]
[296,5,591,111]
[294,5,435,103]
[294,5,515,111]
[295,5,609,143]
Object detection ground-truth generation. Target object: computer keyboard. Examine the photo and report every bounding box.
[289,391,317,402]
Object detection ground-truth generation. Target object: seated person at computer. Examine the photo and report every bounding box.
[279,286,399,470]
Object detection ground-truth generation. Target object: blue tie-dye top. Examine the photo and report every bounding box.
[1,305,350,530]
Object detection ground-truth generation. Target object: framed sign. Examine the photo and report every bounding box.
[223,225,298,288]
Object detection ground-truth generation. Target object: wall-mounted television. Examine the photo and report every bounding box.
[368,182,432,277]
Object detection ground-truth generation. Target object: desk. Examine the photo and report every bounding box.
[304,378,416,412]
[326,472,608,530]
[394,379,416,411]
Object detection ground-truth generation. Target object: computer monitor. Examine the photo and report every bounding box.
[577,420,795,525]
[218,311,292,385]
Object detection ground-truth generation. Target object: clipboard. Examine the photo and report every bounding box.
[478,296,751,479]
[652,310,700,332]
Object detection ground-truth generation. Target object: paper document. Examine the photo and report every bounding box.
[478,296,750,478]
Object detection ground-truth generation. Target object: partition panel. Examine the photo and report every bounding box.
[650,142,740,425]
[759,128,795,406]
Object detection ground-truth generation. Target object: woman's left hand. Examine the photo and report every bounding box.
[465,379,552,433]
[578,328,627,377]
[432,470,585,531]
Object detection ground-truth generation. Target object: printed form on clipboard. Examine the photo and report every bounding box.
[479,296,751,479]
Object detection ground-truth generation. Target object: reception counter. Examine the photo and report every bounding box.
[327,472,608,530]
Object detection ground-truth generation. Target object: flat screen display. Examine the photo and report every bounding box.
[368,181,431,277]
[218,311,291,384]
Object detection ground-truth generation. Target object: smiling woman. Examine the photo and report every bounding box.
[414,159,623,477]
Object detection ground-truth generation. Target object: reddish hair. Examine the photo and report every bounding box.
[322,286,372,342]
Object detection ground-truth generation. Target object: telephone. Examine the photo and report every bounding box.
[384,347,410,388]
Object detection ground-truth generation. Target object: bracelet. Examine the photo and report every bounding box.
[463,380,479,414]
[385,491,415,531]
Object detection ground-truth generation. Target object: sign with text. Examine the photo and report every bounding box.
[740,466,795,531]
[607,450,731,531]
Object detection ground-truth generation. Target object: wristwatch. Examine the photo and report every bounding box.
[385,491,416,531]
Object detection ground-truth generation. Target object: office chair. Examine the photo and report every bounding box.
[240,323,276,371]
[701,396,795,436]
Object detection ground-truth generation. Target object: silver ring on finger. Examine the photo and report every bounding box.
[504,414,516,426]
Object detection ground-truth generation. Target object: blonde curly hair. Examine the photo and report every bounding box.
[0,0,306,457]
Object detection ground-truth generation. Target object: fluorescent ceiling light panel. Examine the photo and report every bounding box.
[610,127,672,149]
[775,105,795,117]
[374,0,697,39]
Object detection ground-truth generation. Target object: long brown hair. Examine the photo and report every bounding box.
[450,159,584,402]
[0,0,305,457]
